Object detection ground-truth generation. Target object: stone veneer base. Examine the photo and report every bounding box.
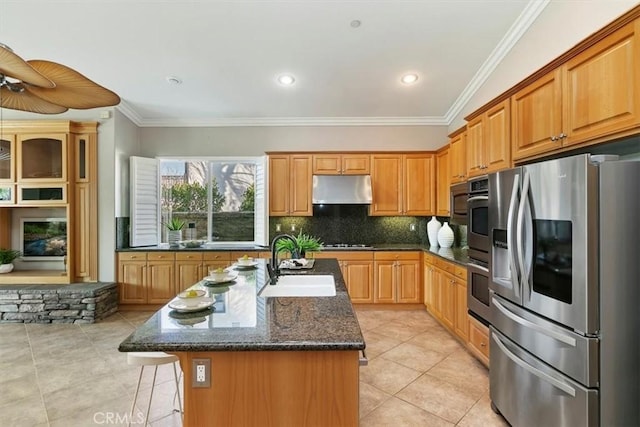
[0,282,118,324]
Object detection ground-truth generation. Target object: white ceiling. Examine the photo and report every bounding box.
[0,0,548,127]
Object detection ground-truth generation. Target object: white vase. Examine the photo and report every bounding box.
[427,216,442,247]
[0,263,14,273]
[437,222,454,248]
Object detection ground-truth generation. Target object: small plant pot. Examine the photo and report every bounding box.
[0,263,14,274]
[168,230,182,248]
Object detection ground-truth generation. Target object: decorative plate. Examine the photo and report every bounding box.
[168,297,215,313]
[203,272,238,284]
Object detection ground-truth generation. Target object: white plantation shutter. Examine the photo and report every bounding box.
[130,156,159,247]
[254,156,268,246]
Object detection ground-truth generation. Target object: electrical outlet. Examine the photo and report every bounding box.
[192,358,211,388]
[276,223,281,232]
[410,223,416,231]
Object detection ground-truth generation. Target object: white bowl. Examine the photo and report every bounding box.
[237,257,255,266]
[177,289,206,307]
[208,269,230,281]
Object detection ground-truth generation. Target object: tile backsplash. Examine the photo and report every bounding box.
[269,214,466,248]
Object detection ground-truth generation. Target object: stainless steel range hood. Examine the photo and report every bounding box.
[312,175,372,204]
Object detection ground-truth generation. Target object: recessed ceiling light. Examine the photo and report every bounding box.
[277,74,295,86]
[166,76,182,85]
[401,73,419,85]
[350,20,361,28]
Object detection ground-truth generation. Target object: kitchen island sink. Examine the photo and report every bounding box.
[119,258,363,427]
[258,274,336,297]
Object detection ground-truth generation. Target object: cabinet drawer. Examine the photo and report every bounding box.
[374,251,420,261]
[453,264,467,281]
[176,252,203,261]
[469,316,490,359]
[203,251,232,261]
[423,252,437,265]
[118,252,148,261]
[148,252,176,261]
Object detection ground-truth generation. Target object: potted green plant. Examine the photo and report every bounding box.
[164,218,185,248]
[0,248,22,273]
[276,232,323,258]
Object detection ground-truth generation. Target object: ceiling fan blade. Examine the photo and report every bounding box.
[0,45,55,88]
[25,60,120,109]
[0,85,68,114]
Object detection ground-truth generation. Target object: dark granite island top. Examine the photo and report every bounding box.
[119,258,363,427]
[118,258,365,352]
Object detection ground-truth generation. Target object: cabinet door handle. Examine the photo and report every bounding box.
[480,342,487,347]
[559,133,567,139]
[551,135,558,141]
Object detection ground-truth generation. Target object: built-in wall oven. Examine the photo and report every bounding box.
[450,182,468,225]
[466,176,491,324]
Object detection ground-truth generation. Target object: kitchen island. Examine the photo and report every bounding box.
[119,258,365,427]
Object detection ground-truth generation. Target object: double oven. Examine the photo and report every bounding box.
[465,176,491,325]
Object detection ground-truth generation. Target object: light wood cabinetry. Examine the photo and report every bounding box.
[312,154,370,175]
[312,251,374,303]
[423,254,468,341]
[0,121,98,284]
[118,252,177,304]
[449,130,467,184]
[120,250,267,304]
[467,99,511,178]
[370,153,435,216]
[373,251,421,303]
[435,146,450,216]
[468,315,490,367]
[268,154,312,216]
[512,20,640,160]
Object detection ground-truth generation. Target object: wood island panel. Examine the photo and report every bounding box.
[176,350,359,427]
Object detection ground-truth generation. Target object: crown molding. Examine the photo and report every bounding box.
[116,100,144,126]
[127,115,449,128]
[444,0,550,124]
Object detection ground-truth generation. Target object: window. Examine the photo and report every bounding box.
[129,156,267,247]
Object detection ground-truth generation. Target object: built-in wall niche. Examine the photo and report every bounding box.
[10,207,68,272]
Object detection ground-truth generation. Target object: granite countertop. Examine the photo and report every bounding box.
[422,246,470,266]
[118,259,365,353]
[116,244,270,252]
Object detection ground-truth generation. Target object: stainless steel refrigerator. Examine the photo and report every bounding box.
[488,154,640,426]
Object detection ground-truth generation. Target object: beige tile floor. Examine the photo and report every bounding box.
[0,308,508,427]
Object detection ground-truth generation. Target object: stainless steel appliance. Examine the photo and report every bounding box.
[450,182,468,225]
[467,176,489,262]
[466,260,490,324]
[312,175,372,204]
[488,154,640,427]
[466,176,491,324]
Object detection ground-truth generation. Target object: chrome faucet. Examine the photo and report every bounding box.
[268,234,299,284]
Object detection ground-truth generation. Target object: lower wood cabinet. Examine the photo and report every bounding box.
[117,252,176,304]
[468,314,490,367]
[312,251,374,303]
[373,251,421,303]
[423,254,468,341]
[118,250,267,305]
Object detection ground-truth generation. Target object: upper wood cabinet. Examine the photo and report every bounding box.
[512,20,640,160]
[269,154,313,216]
[435,146,450,216]
[312,154,370,175]
[449,131,467,184]
[370,153,435,216]
[467,99,511,178]
[17,134,68,183]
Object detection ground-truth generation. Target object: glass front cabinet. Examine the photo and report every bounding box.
[0,121,98,284]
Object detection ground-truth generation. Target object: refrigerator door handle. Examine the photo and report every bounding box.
[492,296,577,347]
[516,171,530,296]
[491,332,577,397]
[507,173,521,298]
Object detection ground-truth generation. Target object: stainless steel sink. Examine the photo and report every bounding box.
[258,275,336,297]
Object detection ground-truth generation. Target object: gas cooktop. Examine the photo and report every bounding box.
[322,244,373,250]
